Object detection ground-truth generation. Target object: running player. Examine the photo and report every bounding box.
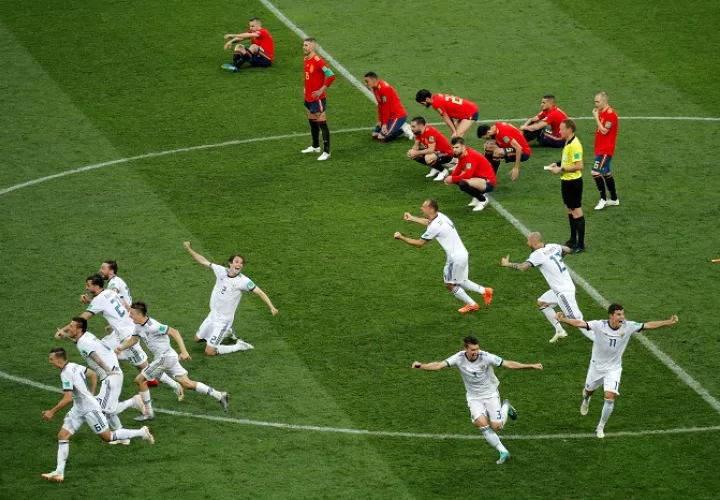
[41,348,154,483]
[184,242,278,356]
[222,18,274,72]
[591,92,620,210]
[415,89,479,138]
[394,199,493,313]
[117,302,229,420]
[477,121,532,180]
[407,116,454,180]
[519,94,568,147]
[444,137,497,212]
[412,335,543,464]
[500,232,592,343]
[557,305,678,438]
[364,72,413,141]
[98,260,131,308]
[300,37,336,161]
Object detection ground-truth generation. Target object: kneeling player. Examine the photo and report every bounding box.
[444,137,497,212]
[477,122,532,181]
[364,72,413,141]
[222,18,274,72]
[407,116,454,181]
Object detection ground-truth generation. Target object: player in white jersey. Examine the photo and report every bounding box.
[394,199,493,314]
[116,302,230,420]
[501,231,591,343]
[558,304,678,438]
[41,348,154,482]
[98,259,132,308]
[184,242,279,356]
[56,317,145,442]
[412,335,542,464]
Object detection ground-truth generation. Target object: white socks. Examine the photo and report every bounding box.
[216,343,243,355]
[140,390,153,414]
[460,279,485,294]
[540,306,559,328]
[195,382,222,401]
[112,428,145,440]
[451,286,476,306]
[480,426,507,453]
[159,373,181,391]
[500,402,509,426]
[599,398,615,427]
[56,440,69,474]
[116,397,136,414]
[107,413,122,430]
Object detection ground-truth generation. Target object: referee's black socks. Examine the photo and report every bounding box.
[576,216,586,248]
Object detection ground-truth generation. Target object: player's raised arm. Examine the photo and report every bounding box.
[58,311,92,336]
[500,360,543,370]
[411,360,448,371]
[556,311,589,330]
[403,212,431,227]
[394,232,428,248]
[183,242,211,267]
[252,286,279,316]
[643,315,679,330]
[501,255,532,272]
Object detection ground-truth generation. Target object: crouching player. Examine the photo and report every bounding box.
[407,116,454,181]
[444,137,497,212]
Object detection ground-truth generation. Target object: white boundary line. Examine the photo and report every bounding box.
[259,0,720,414]
[1,369,718,441]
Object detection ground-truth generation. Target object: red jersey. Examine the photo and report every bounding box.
[450,147,496,186]
[594,107,619,156]
[373,80,407,124]
[494,121,531,155]
[536,106,568,136]
[417,126,452,156]
[250,28,274,60]
[430,93,479,120]
[304,54,335,101]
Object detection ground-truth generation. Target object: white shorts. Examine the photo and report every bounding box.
[196,311,233,348]
[96,373,123,414]
[585,363,622,395]
[467,394,502,423]
[538,289,583,321]
[103,334,148,367]
[443,257,469,285]
[142,354,188,381]
[62,406,109,435]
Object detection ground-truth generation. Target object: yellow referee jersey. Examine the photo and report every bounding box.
[560,135,583,180]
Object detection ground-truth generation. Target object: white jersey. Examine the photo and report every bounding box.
[76,332,120,380]
[445,350,503,399]
[107,275,132,305]
[60,362,101,414]
[587,319,644,372]
[209,264,256,320]
[86,289,135,341]
[133,317,177,358]
[526,244,575,293]
[421,212,468,262]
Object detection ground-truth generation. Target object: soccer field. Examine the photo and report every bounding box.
[1,0,719,498]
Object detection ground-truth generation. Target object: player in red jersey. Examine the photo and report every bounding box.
[591,92,620,210]
[477,122,532,181]
[519,95,568,148]
[222,18,274,72]
[444,137,497,212]
[407,116,454,180]
[300,38,336,161]
[364,72,414,142]
[415,90,479,138]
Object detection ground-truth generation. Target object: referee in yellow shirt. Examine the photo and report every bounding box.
[549,119,586,253]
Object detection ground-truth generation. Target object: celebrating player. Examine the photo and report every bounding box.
[394,200,493,313]
[184,242,278,356]
[222,17,274,72]
[557,305,678,438]
[41,348,154,483]
[500,232,592,343]
[116,302,229,420]
[591,92,620,210]
[412,335,543,464]
[476,121,532,180]
[407,117,454,180]
[519,94,568,148]
[415,89,479,138]
[98,260,132,309]
[364,72,413,142]
[443,137,497,212]
[300,37,336,161]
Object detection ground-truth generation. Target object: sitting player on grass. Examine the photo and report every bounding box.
[222,18,274,72]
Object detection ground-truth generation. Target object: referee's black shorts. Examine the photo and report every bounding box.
[561,177,583,209]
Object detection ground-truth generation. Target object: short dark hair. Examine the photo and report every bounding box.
[131,302,148,316]
[86,274,105,288]
[476,124,491,138]
[415,89,432,103]
[72,317,88,333]
[542,94,556,101]
[50,347,67,360]
[561,119,576,132]
[364,71,378,79]
[608,303,624,315]
[304,37,316,43]
[451,137,465,146]
[228,254,245,265]
[103,260,118,273]
[249,17,261,23]
[411,116,426,126]
[424,199,439,212]
[463,335,479,347]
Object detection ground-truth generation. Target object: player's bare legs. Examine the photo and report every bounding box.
[453,118,476,139]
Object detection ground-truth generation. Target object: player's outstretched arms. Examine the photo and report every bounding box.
[556,311,588,329]
[183,241,211,267]
[252,287,279,316]
[394,233,428,248]
[501,255,531,271]
[644,315,679,330]
[412,361,448,371]
[501,360,543,370]
[403,212,430,226]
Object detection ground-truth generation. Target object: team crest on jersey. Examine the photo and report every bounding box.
[308,65,314,73]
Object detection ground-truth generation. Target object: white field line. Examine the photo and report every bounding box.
[260,0,720,414]
[1,369,717,441]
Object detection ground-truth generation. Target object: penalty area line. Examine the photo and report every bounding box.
[1,369,718,441]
